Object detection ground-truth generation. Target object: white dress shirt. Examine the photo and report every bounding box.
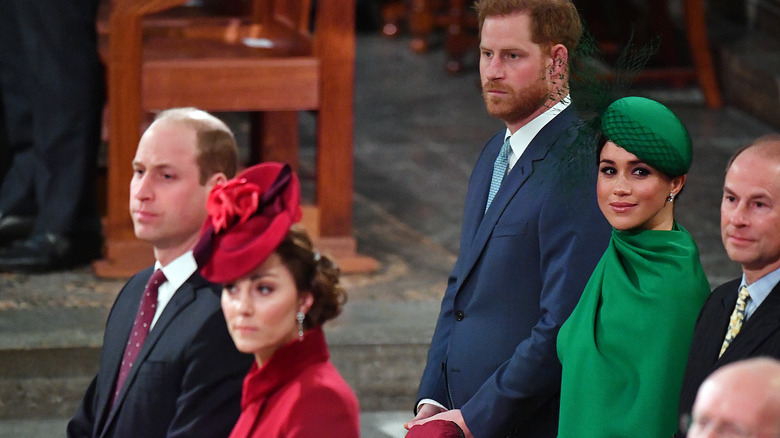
[742,266,780,320]
[151,251,198,329]
[504,95,571,170]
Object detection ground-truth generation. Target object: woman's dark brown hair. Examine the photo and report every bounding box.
[275,226,347,329]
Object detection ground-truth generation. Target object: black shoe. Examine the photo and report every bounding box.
[0,214,35,247]
[0,233,103,273]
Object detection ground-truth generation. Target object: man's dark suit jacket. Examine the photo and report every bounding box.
[68,266,252,438]
[678,278,780,422]
[417,107,612,437]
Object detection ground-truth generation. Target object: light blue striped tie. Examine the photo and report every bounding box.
[485,137,512,213]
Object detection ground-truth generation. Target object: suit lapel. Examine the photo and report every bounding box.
[453,107,578,293]
[106,270,153,374]
[720,281,780,361]
[101,275,200,436]
[460,133,501,249]
[94,268,152,434]
[714,280,740,340]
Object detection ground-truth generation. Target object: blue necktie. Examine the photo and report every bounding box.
[485,137,512,213]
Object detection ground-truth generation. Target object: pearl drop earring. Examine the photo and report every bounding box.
[296,311,305,341]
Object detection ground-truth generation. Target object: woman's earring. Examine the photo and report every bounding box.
[668,192,676,202]
[296,311,305,341]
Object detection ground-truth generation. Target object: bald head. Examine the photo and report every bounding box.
[726,135,780,172]
[688,358,780,437]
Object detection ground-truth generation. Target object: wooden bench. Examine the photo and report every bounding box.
[94,0,378,277]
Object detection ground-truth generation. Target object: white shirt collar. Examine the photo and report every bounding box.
[503,95,571,169]
[742,265,780,320]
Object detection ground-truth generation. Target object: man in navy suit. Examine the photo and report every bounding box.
[68,108,252,437]
[405,1,611,436]
[0,0,104,271]
[678,135,780,428]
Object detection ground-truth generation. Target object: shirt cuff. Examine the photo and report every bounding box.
[417,398,447,414]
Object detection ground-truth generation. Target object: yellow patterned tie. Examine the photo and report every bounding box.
[719,285,751,358]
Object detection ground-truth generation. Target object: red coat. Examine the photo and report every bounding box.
[228,327,360,438]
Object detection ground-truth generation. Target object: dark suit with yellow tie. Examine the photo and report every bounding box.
[678,278,780,422]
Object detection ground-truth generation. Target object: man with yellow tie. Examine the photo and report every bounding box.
[678,134,780,430]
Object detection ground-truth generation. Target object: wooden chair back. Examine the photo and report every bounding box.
[94,0,365,277]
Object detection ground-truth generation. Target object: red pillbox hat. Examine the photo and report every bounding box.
[196,162,302,283]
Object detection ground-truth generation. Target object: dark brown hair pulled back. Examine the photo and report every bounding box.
[275,226,347,329]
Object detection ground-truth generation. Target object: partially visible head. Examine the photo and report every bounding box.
[198,163,346,365]
[130,108,238,264]
[721,135,780,283]
[476,0,582,131]
[688,357,780,438]
[597,97,690,231]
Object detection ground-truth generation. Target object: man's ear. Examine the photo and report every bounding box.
[548,44,569,78]
[205,172,228,191]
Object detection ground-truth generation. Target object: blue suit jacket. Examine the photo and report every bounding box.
[68,266,253,438]
[417,107,611,437]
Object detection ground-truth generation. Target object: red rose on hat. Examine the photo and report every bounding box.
[207,178,261,233]
[197,163,302,284]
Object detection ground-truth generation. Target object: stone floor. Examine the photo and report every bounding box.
[0,412,413,438]
[1,32,778,437]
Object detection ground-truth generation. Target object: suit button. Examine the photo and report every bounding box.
[455,311,465,321]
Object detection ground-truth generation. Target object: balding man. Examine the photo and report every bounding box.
[68,108,252,438]
[686,357,780,438]
[678,135,780,426]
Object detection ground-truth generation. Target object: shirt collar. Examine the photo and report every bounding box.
[155,251,197,296]
[151,251,198,329]
[741,266,780,318]
[503,95,571,168]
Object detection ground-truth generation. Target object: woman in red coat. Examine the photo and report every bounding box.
[196,162,360,438]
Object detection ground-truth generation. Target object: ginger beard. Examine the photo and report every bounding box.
[482,66,552,124]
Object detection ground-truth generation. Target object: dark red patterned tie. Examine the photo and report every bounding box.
[112,269,166,405]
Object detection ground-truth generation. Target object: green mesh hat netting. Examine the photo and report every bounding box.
[601,96,692,177]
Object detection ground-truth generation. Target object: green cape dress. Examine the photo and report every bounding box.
[557,223,709,437]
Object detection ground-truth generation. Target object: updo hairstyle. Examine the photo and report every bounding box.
[274,225,347,330]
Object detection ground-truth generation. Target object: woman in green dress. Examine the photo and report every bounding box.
[557,96,710,437]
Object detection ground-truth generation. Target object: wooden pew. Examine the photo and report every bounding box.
[94,0,378,277]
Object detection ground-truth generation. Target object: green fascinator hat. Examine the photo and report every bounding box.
[601,96,692,177]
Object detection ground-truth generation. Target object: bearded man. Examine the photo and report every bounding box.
[404,1,611,437]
